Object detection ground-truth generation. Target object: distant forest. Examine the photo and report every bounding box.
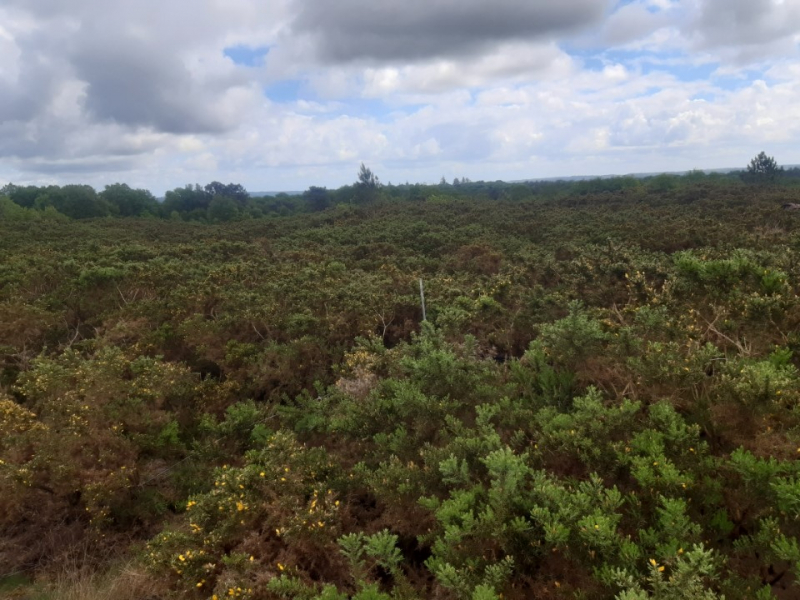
[3,159,800,223]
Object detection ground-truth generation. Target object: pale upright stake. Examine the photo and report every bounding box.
[419,278,427,322]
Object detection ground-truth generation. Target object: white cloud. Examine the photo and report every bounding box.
[601,1,674,46]
[361,42,574,96]
[0,0,799,194]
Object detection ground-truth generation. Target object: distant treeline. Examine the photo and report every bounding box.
[2,166,800,222]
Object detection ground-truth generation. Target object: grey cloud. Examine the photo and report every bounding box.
[292,0,612,63]
[0,31,67,123]
[1,0,104,14]
[0,112,161,167]
[693,0,800,53]
[601,2,672,47]
[0,81,55,123]
[0,0,268,176]
[19,157,140,175]
[69,33,231,134]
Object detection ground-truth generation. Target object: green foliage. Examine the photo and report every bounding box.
[1,347,205,559]
[613,544,724,600]
[0,196,46,222]
[305,186,332,211]
[720,355,799,407]
[100,183,159,217]
[357,163,380,189]
[337,529,410,597]
[207,195,240,222]
[2,174,800,598]
[146,431,342,598]
[743,151,783,185]
[535,300,609,370]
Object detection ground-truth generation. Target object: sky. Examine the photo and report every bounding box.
[1,0,799,195]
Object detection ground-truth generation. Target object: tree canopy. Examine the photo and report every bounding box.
[743,151,783,184]
[357,163,380,188]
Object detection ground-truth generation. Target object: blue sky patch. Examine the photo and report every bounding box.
[691,92,716,102]
[333,98,396,122]
[224,45,270,67]
[264,79,304,103]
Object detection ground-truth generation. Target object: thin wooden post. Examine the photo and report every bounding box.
[419,278,427,321]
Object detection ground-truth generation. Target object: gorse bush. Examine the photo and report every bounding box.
[1,179,800,598]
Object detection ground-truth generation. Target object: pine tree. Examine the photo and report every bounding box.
[744,151,783,184]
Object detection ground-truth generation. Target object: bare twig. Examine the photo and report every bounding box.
[375,311,395,339]
[251,323,266,341]
[610,302,627,326]
[63,319,82,349]
[702,314,751,356]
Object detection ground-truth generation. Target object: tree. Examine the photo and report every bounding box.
[36,185,111,219]
[743,151,783,184]
[0,196,36,221]
[207,195,239,222]
[1,184,42,209]
[357,163,380,188]
[354,164,382,204]
[100,183,158,217]
[303,186,331,212]
[162,184,211,216]
[409,184,426,202]
[204,182,249,206]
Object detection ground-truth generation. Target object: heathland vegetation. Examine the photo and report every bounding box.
[1,158,800,599]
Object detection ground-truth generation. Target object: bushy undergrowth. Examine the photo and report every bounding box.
[1,182,800,598]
